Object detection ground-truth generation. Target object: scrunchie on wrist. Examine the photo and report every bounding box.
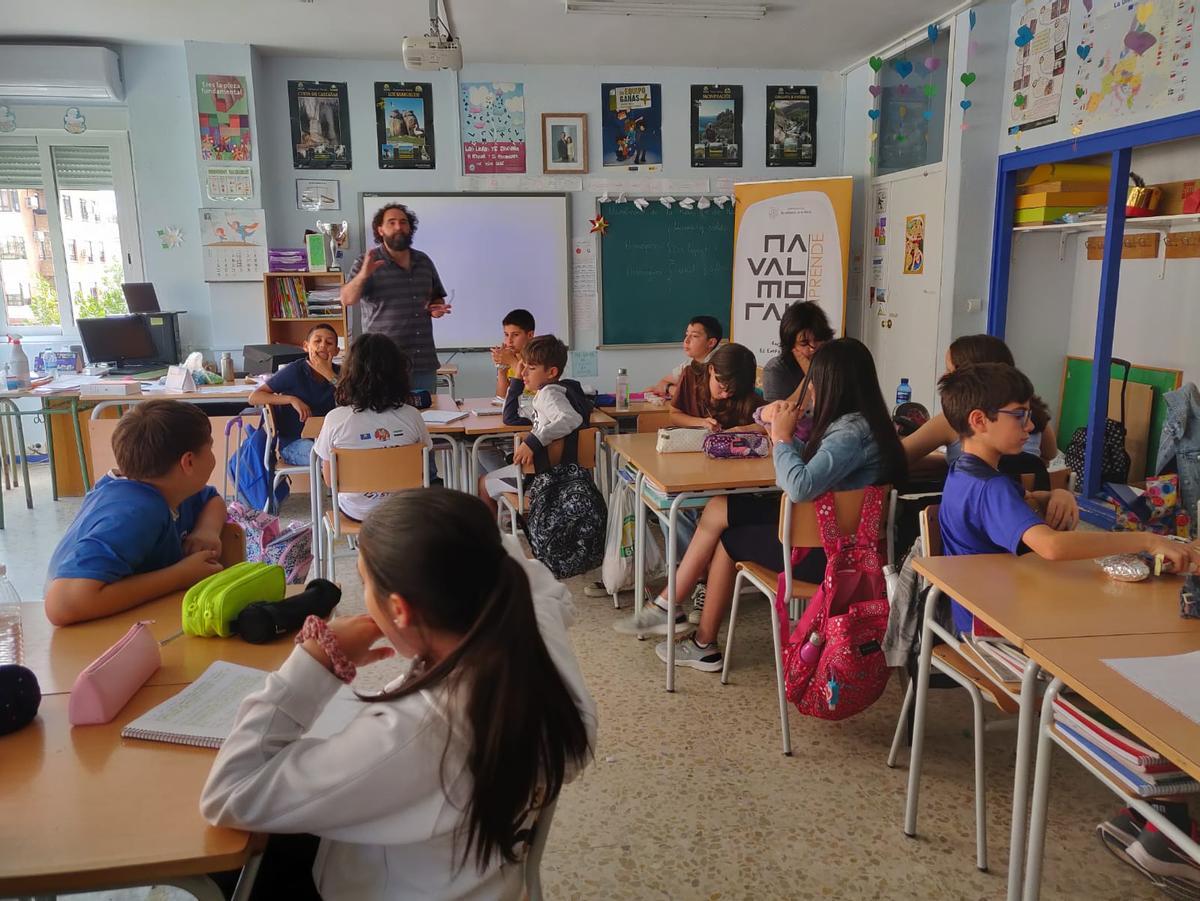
[296,615,356,683]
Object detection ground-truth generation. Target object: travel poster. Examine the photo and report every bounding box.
[374,82,436,169]
[766,85,817,167]
[289,80,351,169]
[691,85,743,167]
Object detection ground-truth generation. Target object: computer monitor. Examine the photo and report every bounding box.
[77,316,162,372]
[121,282,161,314]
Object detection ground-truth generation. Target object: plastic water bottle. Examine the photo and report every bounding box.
[5,337,30,389]
[895,377,912,407]
[41,347,58,380]
[0,564,23,666]
[220,352,236,383]
[615,368,630,411]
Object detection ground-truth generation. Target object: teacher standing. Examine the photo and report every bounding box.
[341,202,450,394]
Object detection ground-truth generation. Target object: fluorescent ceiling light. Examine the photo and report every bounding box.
[564,1,767,20]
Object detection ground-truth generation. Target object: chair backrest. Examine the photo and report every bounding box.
[1021,469,1072,492]
[636,411,671,433]
[88,412,246,494]
[219,522,246,567]
[331,444,427,493]
[919,504,942,557]
[519,428,599,473]
[778,486,893,549]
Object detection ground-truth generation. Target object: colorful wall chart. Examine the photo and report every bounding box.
[460,82,526,174]
[1007,0,1073,134]
[196,75,252,161]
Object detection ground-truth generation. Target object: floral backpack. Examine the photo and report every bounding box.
[774,486,891,721]
[226,501,313,585]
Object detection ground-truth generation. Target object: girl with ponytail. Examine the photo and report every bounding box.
[202,488,596,899]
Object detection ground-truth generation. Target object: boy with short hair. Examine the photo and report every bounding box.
[45,400,228,626]
[480,334,591,513]
[647,315,722,399]
[938,362,1199,635]
[490,308,536,398]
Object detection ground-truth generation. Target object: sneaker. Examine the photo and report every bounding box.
[687,582,707,625]
[1096,807,1147,869]
[584,580,612,598]
[1128,823,1200,894]
[613,600,691,636]
[655,636,723,672]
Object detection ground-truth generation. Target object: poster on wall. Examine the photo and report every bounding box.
[871,185,889,304]
[903,214,926,275]
[690,85,743,168]
[1006,0,1071,134]
[205,166,253,202]
[766,86,817,167]
[374,82,435,169]
[460,81,526,174]
[288,80,351,169]
[1070,0,1194,133]
[730,177,853,361]
[198,208,266,281]
[601,83,663,169]
[196,75,252,161]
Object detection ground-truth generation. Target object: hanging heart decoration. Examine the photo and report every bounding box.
[1014,92,1027,107]
[1015,25,1033,47]
[969,9,977,29]
[927,24,940,43]
[960,99,973,110]
[922,109,934,120]
[868,84,882,97]
[961,71,977,87]
[1076,43,1091,60]
[867,108,881,120]
[894,59,914,79]
[1075,85,1085,98]
[924,57,942,72]
[898,105,908,118]
[869,55,884,72]
[923,83,937,98]
[897,83,912,96]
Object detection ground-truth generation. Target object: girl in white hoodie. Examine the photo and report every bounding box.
[201,488,597,900]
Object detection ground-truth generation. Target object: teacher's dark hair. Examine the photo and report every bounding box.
[779,301,834,376]
[357,489,591,873]
[371,202,419,243]
[335,333,412,413]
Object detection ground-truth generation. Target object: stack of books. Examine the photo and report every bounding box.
[959,634,1028,686]
[306,288,343,319]
[1016,178,1110,226]
[1053,694,1200,797]
[267,248,308,272]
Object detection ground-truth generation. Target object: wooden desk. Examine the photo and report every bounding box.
[1022,633,1200,899]
[598,400,669,419]
[913,554,1200,646]
[436,363,458,396]
[20,587,301,696]
[0,686,260,896]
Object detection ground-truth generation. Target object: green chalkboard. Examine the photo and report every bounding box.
[1058,356,1183,469]
[598,201,734,345]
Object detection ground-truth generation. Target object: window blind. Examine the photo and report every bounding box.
[0,144,43,188]
[51,145,113,190]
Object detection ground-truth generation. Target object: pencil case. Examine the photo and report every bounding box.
[703,431,770,459]
[655,428,708,453]
[68,620,161,725]
[182,561,286,638]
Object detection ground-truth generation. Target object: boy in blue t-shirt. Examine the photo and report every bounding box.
[45,400,227,626]
[938,363,1200,635]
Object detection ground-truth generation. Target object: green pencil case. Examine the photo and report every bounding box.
[182,562,286,638]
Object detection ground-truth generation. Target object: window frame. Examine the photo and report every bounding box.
[0,133,143,337]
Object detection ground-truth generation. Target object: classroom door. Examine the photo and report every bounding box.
[865,166,946,410]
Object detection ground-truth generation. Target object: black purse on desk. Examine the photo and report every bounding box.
[1064,357,1133,485]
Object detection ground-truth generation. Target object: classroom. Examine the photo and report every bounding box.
[3,0,1200,898]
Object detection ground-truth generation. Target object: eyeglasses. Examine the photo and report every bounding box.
[796,338,823,351]
[994,407,1032,425]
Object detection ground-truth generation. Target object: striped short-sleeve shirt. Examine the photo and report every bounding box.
[348,247,445,374]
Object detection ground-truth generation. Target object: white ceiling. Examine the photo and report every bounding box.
[6,0,955,71]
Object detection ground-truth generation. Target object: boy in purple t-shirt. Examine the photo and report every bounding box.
[938,363,1200,634]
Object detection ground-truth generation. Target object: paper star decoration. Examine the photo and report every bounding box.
[156,226,184,249]
[588,214,609,235]
[697,196,712,210]
[633,197,649,211]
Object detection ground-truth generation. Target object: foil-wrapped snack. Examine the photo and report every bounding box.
[1097,554,1151,582]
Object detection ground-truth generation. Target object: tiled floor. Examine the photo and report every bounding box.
[0,464,1162,900]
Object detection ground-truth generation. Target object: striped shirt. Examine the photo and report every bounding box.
[348,247,445,374]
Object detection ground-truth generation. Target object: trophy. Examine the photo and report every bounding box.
[316,220,349,271]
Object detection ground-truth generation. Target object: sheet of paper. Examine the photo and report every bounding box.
[1103,650,1200,724]
[710,176,736,195]
[571,236,598,335]
[570,350,598,378]
[458,174,583,192]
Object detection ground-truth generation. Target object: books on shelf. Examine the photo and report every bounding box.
[1018,179,1110,195]
[1053,694,1178,772]
[1054,720,1200,797]
[269,276,342,320]
[1016,190,1109,209]
[960,634,1028,685]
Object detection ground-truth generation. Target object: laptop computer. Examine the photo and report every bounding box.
[121,282,161,314]
[78,315,168,376]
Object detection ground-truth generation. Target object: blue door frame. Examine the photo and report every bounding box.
[987,109,1200,497]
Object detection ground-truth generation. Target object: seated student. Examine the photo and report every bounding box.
[249,323,340,466]
[647,315,722,400]
[313,334,432,522]
[903,334,1059,483]
[480,335,591,514]
[44,400,226,626]
[201,489,597,900]
[669,341,766,432]
[616,338,907,674]
[490,308,536,399]
[937,362,1199,636]
[761,301,835,402]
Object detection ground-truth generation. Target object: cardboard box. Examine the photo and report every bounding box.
[1154,179,1200,215]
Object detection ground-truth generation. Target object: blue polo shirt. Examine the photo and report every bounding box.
[47,474,219,586]
[939,453,1043,635]
[265,359,338,449]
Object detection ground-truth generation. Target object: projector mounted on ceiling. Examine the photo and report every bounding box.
[563,0,767,19]
[403,0,463,70]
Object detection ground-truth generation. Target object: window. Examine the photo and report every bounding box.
[68,239,77,261]
[0,236,25,259]
[873,31,951,176]
[61,195,72,219]
[98,242,106,263]
[80,200,89,221]
[0,189,17,211]
[26,191,42,210]
[38,238,50,261]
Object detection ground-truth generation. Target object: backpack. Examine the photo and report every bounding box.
[226,501,313,584]
[524,431,608,579]
[1064,357,1132,486]
[774,486,891,721]
[227,417,290,512]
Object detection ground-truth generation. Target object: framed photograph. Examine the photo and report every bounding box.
[296,178,340,211]
[541,113,588,174]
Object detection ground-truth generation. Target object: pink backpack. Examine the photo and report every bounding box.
[226,501,313,585]
[774,486,891,721]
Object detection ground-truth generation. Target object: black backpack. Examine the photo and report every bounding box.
[1064,358,1132,485]
[524,431,607,579]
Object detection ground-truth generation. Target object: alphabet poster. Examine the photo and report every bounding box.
[289,80,351,169]
[196,74,251,161]
[730,177,853,361]
[690,85,743,168]
[601,83,662,169]
[903,214,926,275]
[460,81,526,174]
[374,82,436,169]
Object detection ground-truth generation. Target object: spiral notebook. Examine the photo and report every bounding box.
[120,661,267,749]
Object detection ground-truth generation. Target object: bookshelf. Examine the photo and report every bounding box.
[262,271,348,348]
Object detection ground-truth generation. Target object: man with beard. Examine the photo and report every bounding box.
[341,203,450,393]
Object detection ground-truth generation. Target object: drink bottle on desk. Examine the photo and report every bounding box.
[5,337,30,389]
[615,368,630,411]
[220,352,236,383]
[41,348,58,380]
[895,377,911,408]
[0,564,23,666]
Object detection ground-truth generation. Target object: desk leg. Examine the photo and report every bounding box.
[633,471,646,625]
[1022,676,1065,901]
[1006,658,1043,901]
[663,493,691,693]
[230,849,265,901]
[40,399,58,501]
[903,586,939,837]
[70,397,90,491]
[9,404,32,509]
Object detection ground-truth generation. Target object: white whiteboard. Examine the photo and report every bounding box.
[359,193,570,349]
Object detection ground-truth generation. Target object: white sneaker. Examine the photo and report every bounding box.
[583,580,611,598]
[687,582,706,625]
[613,600,692,636]
[656,637,723,672]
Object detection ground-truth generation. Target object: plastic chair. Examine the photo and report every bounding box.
[317,443,430,580]
[523,797,558,901]
[886,504,1019,873]
[636,411,671,433]
[720,487,892,756]
[497,428,600,538]
[260,405,315,512]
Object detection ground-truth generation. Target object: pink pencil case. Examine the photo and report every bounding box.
[68,620,162,725]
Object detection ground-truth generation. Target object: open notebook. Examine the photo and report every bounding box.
[420,409,469,425]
